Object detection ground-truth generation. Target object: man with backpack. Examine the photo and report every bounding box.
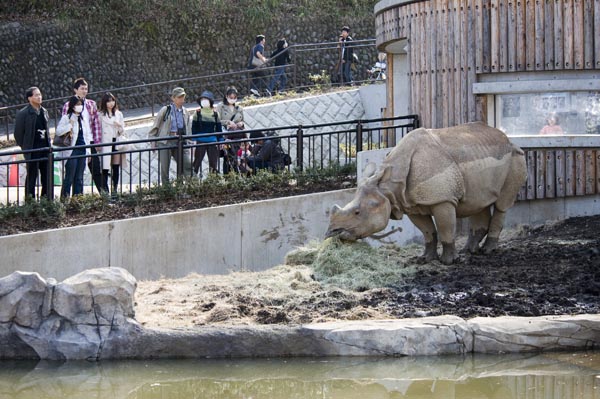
[148,87,193,183]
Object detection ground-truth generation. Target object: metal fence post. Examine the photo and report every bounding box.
[356,120,363,154]
[176,133,184,178]
[47,148,55,201]
[296,125,303,171]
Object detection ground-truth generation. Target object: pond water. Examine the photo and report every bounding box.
[0,351,598,399]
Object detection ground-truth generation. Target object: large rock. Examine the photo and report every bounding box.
[0,268,139,360]
[470,315,600,353]
[0,272,47,329]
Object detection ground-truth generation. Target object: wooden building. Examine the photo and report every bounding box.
[374,0,600,202]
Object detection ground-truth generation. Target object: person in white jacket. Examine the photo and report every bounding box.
[55,96,93,198]
[98,92,127,194]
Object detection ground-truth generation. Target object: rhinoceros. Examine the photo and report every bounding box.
[325,122,527,264]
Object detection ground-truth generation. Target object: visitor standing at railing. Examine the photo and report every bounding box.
[217,86,246,174]
[98,92,126,194]
[268,38,291,94]
[148,87,193,184]
[56,96,93,198]
[13,87,51,200]
[339,26,354,86]
[247,34,269,97]
[61,78,104,193]
[192,91,223,176]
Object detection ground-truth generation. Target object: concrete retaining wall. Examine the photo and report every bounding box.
[0,190,354,281]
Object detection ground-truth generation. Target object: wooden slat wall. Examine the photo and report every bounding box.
[520,149,599,200]
[375,0,600,128]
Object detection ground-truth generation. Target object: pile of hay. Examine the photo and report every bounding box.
[285,238,422,291]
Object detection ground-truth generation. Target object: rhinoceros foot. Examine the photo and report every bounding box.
[417,241,439,264]
[441,242,459,265]
[481,237,499,254]
[464,228,488,254]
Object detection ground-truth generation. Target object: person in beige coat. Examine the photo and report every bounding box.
[99,92,127,194]
[147,87,193,183]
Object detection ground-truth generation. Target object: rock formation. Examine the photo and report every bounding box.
[0,268,139,360]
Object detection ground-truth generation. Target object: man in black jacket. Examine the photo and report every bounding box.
[339,26,354,85]
[14,86,51,199]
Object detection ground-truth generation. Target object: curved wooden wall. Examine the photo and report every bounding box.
[375,0,600,128]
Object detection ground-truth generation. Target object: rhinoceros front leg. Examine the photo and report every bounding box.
[407,214,438,262]
[431,202,458,265]
[464,207,491,253]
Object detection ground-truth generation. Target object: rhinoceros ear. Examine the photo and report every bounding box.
[365,165,391,187]
[362,162,377,178]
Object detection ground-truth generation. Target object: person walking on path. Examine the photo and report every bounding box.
[14,86,51,199]
[247,34,269,96]
[61,78,104,193]
[148,87,193,183]
[268,38,291,94]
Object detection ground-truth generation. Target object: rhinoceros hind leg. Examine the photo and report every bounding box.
[408,214,438,263]
[441,242,458,264]
[464,208,491,253]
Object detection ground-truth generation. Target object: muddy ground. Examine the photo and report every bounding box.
[135,215,600,329]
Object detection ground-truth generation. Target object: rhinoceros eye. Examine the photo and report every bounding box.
[354,209,360,215]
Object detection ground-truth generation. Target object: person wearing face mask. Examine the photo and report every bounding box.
[61,77,104,193]
[191,90,223,176]
[99,92,126,195]
[55,96,94,198]
[217,86,246,174]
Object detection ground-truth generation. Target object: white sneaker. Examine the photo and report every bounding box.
[250,89,260,97]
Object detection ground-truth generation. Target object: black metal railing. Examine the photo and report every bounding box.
[0,115,419,204]
[0,39,379,141]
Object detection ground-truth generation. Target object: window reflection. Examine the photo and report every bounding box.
[497,91,600,135]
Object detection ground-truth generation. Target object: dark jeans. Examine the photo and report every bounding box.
[193,143,220,175]
[88,146,105,193]
[268,67,287,93]
[250,68,267,93]
[62,147,86,198]
[25,148,49,199]
[342,61,353,85]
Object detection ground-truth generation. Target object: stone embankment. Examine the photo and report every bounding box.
[0,268,598,360]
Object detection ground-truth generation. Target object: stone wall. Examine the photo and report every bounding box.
[0,11,376,108]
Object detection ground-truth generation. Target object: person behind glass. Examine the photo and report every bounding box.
[98,92,126,194]
[192,90,223,176]
[246,131,285,173]
[539,114,565,135]
[339,26,354,86]
[217,86,245,174]
[247,34,269,96]
[56,96,92,198]
[148,87,193,183]
[13,86,51,200]
[61,77,104,193]
[268,38,291,94]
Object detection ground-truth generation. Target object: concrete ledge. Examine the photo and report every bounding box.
[98,314,600,359]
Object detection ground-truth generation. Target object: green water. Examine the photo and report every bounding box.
[0,352,598,399]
